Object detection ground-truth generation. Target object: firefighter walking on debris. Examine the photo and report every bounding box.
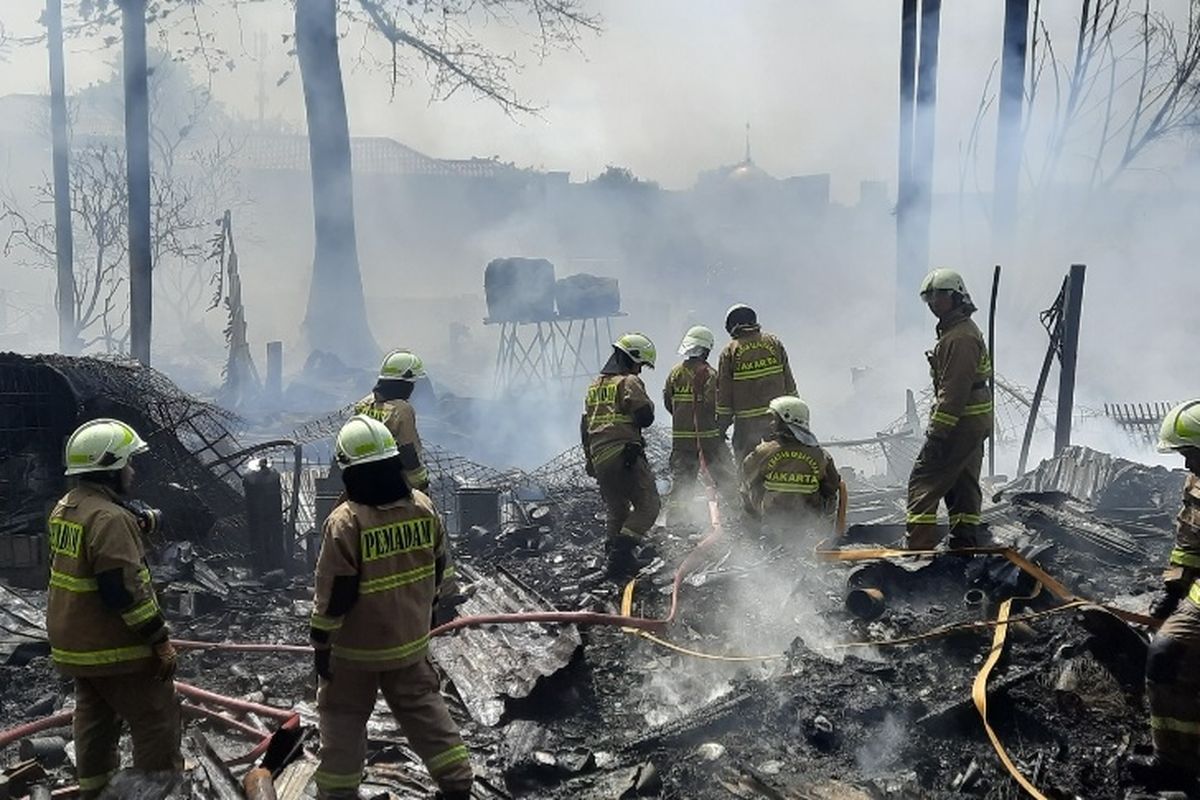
[1124,401,1200,791]
[311,415,472,800]
[905,269,994,551]
[716,304,798,462]
[354,349,431,491]
[740,396,841,545]
[664,325,737,515]
[582,333,661,579]
[46,419,182,798]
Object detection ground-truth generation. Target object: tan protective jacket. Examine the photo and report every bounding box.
[716,327,796,429]
[927,309,993,439]
[582,374,653,467]
[354,394,429,489]
[311,491,447,671]
[664,360,720,451]
[741,434,840,519]
[46,484,166,677]
[1170,474,1200,572]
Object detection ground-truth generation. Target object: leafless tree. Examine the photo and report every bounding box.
[348,0,601,112]
[1026,0,1200,190]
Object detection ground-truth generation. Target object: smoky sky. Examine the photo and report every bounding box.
[5,1,1190,201]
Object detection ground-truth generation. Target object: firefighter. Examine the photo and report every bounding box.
[354,349,430,491]
[1149,399,1200,620]
[905,269,993,550]
[582,333,660,578]
[663,325,736,513]
[311,415,472,800]
[740,396,841,544]
[716,304,797,462]
[47,419,181,798]
[1124,400,1200,791]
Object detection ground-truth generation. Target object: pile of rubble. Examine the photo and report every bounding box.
[0,352,1189,799]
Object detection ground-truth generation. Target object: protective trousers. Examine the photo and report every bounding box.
[731,417,773,463]
[594,453,661,540]
[1146,598,1200,773]
[906,433,986,550]
[669,440,737,502]
[315,657,472,798]
[74,674,182,798]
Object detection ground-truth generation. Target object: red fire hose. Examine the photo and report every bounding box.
[0,712,74,750]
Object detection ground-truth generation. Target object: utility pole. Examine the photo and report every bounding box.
[993,0,1030,251]
[1054,264,1086,454]
[47,0,76,354]
[896,0,918,332]
[121,0,152,364]
[896,0,940,333]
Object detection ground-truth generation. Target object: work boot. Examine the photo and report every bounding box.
[948,524,991,550]
[1124,754,1200,792]
[605,534,650,582]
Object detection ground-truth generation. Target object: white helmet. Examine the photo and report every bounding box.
[678,325,715,357]
[378,350,426,382]
[1158,400,1200,453]
[613,332,657,368]
[64,418,148,476]
[919,268,973,305]
[335,415,399,467]
[769,395,818,446]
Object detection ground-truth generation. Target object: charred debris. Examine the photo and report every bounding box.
[0,351,1190,800]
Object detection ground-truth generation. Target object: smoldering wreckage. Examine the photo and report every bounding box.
[0,330,1195,798]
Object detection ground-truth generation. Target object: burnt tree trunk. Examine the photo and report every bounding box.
[121,0,152,364]
[47,0,78,354]
[295,0,378,367]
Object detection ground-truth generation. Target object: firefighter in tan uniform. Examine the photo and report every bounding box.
[311,415,472,800]
[354,349,430,491]
[905,269,994,550]
[46,419,181,798]
[741,396,841,544]
[582,333,660,579]
[716,304,798,462]
[1123,402,1200,792]
[664,326,736,511]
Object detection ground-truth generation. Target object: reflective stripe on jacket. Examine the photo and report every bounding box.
[716,328,796,428]
[46,484,164,676]
[311,491,447,671]
[582,374,652,466]
[740,434,840,518]
[927,310,993,437]
[664,360,721,448]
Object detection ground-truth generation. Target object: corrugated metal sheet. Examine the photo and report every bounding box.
[432,564,581,726]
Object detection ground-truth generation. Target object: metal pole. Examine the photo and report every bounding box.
[911,0,941,304]
[1054,264,1086,454]
[987,265,1000,478]
[1017,275,1067,476]
[122,0,153,364]
[993,0,1030,250]
[896,0,919,333]
[47,0,76,354]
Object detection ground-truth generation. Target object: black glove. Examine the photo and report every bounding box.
[622,442,644,469]
[1150,584,1185,621]
[585,458,596,478]
[314,647,333,681]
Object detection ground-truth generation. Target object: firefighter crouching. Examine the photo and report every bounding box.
[716,304,798,462]
[905,269,994,550]
[740,396,841,547]
[582,333,661,579]
[1122,401,1200,792]
[47,419,182,798]
[664,325,737,515]
[354,349,431,491]
[311,415,472,800]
